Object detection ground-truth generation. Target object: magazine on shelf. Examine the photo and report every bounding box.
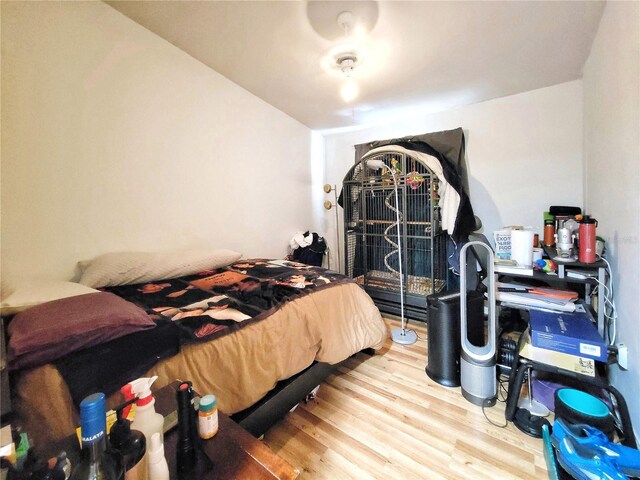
[496,281,578,311]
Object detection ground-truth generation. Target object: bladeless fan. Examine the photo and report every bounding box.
[459,241,497,406]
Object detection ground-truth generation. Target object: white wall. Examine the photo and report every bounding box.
[583,1,640,430]
[322,81,584,269]
[1,2,314,280]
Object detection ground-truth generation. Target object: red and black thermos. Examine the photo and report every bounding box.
[579,215,598,263]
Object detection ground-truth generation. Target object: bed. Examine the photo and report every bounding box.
[3,249,386,445]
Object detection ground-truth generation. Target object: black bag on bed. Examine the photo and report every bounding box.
[292,232,327,267]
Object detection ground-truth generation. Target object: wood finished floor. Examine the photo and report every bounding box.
[263,316,548,479]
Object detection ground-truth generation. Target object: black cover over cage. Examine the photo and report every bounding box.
[343,150,447,321]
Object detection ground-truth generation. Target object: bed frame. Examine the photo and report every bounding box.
[231,361,337,436]
[232,348,375,437]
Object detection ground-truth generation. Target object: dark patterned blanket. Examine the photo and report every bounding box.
[104,259,350,343]
[55,259,351,404]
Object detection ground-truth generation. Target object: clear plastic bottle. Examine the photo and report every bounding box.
[70,393,124,480]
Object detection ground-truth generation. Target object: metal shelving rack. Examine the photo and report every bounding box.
[342,151,447,321]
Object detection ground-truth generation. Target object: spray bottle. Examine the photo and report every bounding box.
[128,376,165,449]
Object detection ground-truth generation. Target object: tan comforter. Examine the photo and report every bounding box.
[13,282,386,444]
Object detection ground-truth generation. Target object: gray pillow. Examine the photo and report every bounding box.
[78,248,242,288]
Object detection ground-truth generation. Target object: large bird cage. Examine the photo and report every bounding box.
[343,151,447,321]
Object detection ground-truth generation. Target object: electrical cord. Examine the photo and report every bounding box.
[447,234,459,277]
[482,397,507,428]
[592,281,618,344]
[409,329,427,342]
[599,255,618,344]
[497,375,511,402]
[594,254,618,345]
[480,375,511,428]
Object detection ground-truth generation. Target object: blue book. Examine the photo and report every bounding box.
[529,309,607,362]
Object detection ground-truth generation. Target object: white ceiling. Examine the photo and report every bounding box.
[106,1,605,131]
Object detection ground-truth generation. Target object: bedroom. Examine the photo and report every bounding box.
[1,0,638,478]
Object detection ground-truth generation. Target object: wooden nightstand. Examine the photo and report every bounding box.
[154,381,299,480]
[31,381,298,480]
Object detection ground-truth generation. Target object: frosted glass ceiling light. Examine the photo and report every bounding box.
[341,77,359,102]
[338,54,359,102]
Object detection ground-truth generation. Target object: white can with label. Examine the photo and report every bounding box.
[493,228,513,260]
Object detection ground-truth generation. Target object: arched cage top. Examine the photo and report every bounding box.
[343,150,437,190]
[342,150,448,319]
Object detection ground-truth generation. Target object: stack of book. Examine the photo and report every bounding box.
[496,281,578,312]
[519,309,607,377]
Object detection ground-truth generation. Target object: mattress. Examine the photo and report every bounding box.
[13,281,386,445]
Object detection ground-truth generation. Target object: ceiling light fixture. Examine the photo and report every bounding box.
[337,53,360,102]
[337,54,356,76]
[340,77,359,102]
[335,12,361,103]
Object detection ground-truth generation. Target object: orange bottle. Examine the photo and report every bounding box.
[543,220,555,246]
[198,395,218,440]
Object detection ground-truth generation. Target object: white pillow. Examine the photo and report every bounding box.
[78,248,243,288]
[1,279,15,301]
[0,278,99,316]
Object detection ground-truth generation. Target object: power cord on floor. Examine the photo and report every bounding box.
[409,329,427,341]
[497,375,510,402]
[481,376,510,428]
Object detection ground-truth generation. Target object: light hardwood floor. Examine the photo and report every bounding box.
[263,316,549,479]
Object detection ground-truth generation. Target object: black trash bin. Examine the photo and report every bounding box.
[425,290,485,387]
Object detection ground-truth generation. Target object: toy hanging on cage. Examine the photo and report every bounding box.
[381,168,392,186]
[390,158,402,179]
[432,178,440,206]
[406,158,425,190]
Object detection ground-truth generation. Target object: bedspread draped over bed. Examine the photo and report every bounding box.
[13,260,386,445]
[51,259,356,406]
